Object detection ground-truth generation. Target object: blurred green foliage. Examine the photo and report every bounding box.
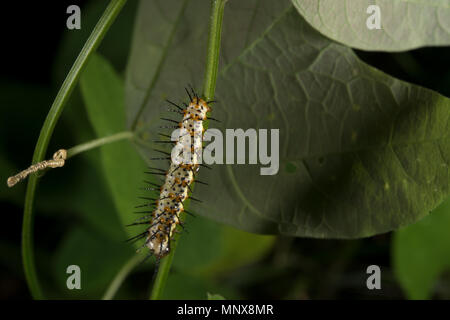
[207,292,226,300]
[393,197,450,299]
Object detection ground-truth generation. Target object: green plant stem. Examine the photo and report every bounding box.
[102,254,143,300]
[149,0,227,300]
[22,0,127,299]
[67,131,133,159]
[149,213,184,300]
[203,0,227,101]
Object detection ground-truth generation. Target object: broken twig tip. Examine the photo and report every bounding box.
[6,149,67,188]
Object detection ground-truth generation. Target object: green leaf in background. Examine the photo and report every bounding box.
[172,216,223,274]
[53,226,133,298]
[172,216,275,276]
[80,53,148,240]
[126,0,450,238]
[38,94,127,240]
[392,196,450,299]
[54,0,138,82]
[69,154,128,241]
[202,224,275,276]
[292,0,450,51]
[20,88,129,241]
[207,292,226,300]
[0,81,53,204]
[0,81,125,242]
[161,273,211,300]
[44,0,139,241]
[125,0,289,127]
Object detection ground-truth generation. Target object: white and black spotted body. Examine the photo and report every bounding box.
[130,93,211,259]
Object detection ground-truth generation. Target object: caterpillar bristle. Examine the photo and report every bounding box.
[133,204,156,210]
[185,87,193,101]
[143,180,161,187]
[166,99,184,111]
[166,108,184,114]
[126,222,150,227]
[144,172,167,176]
[126,231,149,243]
[158,133,172,139]
[133,215,153,222]
[152,149,171,156]
[184,210,195,217]
[138,196,158,201]
[188,84,197,99]
[160,117,180,124]
[189,196,202,203]
[208,117,221,123]
[178,223,188,234]
[134,202,157,208]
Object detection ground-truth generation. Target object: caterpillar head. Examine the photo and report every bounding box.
[147,232,170,258]
[187,97,211,118]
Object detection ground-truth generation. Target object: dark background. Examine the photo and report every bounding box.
[1,1,449,300]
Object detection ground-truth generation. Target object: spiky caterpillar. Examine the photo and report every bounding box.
[128,89,212,259]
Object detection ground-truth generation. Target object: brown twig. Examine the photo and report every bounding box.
[7,149,67,187]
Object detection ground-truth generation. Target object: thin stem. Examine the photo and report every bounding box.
[149,212,186,300]
[67,131,133,159]
[22,0,127,299]
[102,254,143,300]
[149,0,227,300]
[203,0,227,101]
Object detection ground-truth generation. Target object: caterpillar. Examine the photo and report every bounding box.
[128,87,214,260]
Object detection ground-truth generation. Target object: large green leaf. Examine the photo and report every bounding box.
[126,0,450,238]
[80,54,148,240]
[392,196,450,299]
[292,0,450,51]
[53,226,133,298]
[125,0,289,127]
[172,216,275,276]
